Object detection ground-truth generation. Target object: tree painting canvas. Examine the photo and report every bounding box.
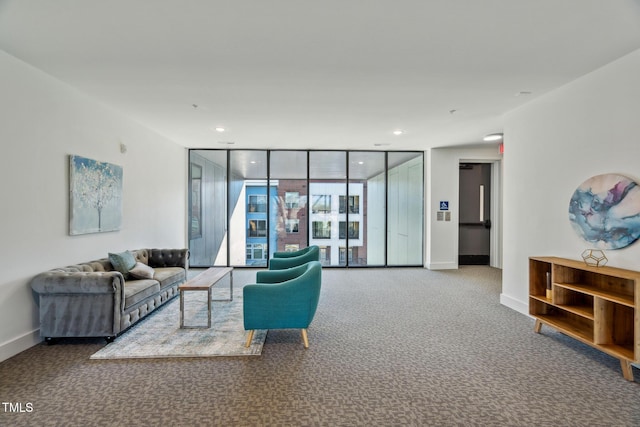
[69,155,123,235]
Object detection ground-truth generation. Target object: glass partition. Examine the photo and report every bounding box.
[387,152,423,265]
[189,150,227,267]
[349,151,386,266]
[229,150,270,267]
[269,151,308,258]
[188,149,423,268]
[309,151,347,266]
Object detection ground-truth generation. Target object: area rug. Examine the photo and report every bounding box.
[90,288,266,359]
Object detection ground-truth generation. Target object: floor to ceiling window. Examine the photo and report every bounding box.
[188,149,423,267]
[229,150,270,267]
[269,151,308,258]
[309,151,347,266]
[349,151,386,266]
[387,152,424,265]
[189,150,227,266]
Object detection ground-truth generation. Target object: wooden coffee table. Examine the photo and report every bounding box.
[179,267,233,329]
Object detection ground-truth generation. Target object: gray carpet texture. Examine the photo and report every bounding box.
[2,266,640,426]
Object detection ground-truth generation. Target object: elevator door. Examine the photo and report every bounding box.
[459,163,491,265]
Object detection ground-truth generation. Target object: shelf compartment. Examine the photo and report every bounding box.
[598,344,635,361]
[554,282,634,307]
[594,298,635,360]
[529,258,552,298]
[529,294,552,305]
[536,311,594,345]
[553,285,594,319]
[529,297,554,317]
[553,264,635,307]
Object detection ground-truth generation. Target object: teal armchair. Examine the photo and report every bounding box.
[273,245,318,258]
[268,245,320,270]
[243,261,322,348]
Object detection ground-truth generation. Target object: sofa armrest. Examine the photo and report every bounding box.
[31,271,126,338]
[31,271,124,295]
[148,248,189,268]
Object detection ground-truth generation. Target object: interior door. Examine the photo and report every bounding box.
[458,163,491,265]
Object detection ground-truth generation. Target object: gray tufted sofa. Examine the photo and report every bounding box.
[31,248,188,342]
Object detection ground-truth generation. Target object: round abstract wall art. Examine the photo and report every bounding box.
[569,174,640,249]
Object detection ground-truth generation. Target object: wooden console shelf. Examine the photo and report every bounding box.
[529,256,640,381]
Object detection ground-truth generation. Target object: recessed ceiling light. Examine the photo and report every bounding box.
[516,91,532,97]
[217,141,235,145]
[215,126,225,132]
[358,161,364,165]
[250,161,257,164]
[393,130,404,136]
[483,133,503,142]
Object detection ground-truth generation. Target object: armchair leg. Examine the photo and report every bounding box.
[245,330,255,348]
[301,329,309,349]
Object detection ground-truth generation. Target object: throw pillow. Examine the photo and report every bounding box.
[129,262,155,280]
[108,251,137,278]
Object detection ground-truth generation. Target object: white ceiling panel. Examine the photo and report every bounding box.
[1,0,639,150]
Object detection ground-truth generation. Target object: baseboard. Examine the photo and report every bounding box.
[425,261,458,270]
[500,293,530,317]
[459,255,490,265]
[0,329,41,363]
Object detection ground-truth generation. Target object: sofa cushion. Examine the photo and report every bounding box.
[153,267,186,289]
[109,251,137,278]
[129,262,155,280]
[123,279,160,309]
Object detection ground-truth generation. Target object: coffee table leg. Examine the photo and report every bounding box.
[180,290,185,328]
[212,268,233,302]
[207,287,212,328]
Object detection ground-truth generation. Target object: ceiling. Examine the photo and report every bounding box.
[1,0,640,151]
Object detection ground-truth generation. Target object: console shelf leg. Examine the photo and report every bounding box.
[534,319,542,334]
[621,360,634,381]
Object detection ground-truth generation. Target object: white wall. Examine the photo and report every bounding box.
[0,51,187,361]
[426,146,502,269]
[501,48,640,315]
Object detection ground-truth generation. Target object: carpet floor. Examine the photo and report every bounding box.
[2,267,640,426]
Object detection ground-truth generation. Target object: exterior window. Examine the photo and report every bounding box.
[339,221,359,239]
[253,245,265,260]
[285,219,299,233]
[248,219,267,237]
[312,221,331,239]
[319,246,329,262]
[339,195,360,214]
[248,195,267,212]
[312,195,331,213]
[285,192,300,209]
[189,149,423,268]
[247,243,267,260]
[339,247,353,264]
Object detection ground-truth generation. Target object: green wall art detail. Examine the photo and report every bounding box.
[69,155,123,235]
